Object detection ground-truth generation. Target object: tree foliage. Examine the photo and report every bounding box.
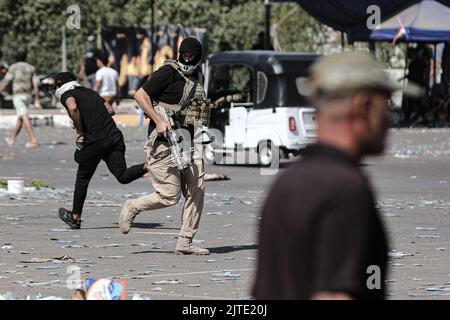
[0,0,267,73]
[0,0,401,74]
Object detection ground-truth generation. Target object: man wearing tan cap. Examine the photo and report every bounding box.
[253,52,421,300]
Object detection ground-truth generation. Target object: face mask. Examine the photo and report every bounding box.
[55,81,81,101]
[178,61,199,75]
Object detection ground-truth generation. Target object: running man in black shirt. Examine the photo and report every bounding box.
[54,72,147,229]
[253,52,420,300]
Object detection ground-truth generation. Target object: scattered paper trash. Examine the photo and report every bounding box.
[205,259,217,263]
[35,265,62,270]
[211,271,241,278]
[425,287,450,292]
[416,234,440,238]
[132,293,150,300]
[388,250,414,259]
[36,296,64,300]
[20,255,74,264]
[131,243,148,247]
[152,279,183,285]
[24,279,61,287]
[48,228,70,233]
[407,292,440,297]
[97,244,122,248]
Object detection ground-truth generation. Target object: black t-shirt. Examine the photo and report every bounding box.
[141,64,201,136]
[408,57,428,86]
[253,144,389,300]
[61,87,121,144]
[142,65,187,104]
[85,50,99,76]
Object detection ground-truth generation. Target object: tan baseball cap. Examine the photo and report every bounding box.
[307,52,423,99]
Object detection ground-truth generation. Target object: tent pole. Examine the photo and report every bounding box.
[264,0,271,50]
[402,44,409,123]
[150,0,155,74]
[62,26,67,72]
[434,43,437,86]
[369,41,375,55]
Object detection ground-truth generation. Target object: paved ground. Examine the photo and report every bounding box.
[0,125,449,300]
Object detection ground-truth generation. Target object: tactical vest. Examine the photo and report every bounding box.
[158,60,211,126]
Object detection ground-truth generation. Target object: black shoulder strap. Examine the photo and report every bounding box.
[180,79,198,111]
[198,70,204,86]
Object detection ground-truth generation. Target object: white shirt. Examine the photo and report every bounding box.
[95,67,119,97]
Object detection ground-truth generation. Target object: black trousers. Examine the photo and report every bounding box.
[72,134,145,214]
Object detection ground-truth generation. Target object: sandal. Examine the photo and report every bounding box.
[5,137,15,146]
[58,208,81,229]
[25,142,39,148]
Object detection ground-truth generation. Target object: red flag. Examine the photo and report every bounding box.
[392,18,407,44]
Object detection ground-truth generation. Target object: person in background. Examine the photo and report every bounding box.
[78,36,100,90]
[94,52,120,114]
[0,50,40,148]
[0,62,8,82]
[402,45,431,125]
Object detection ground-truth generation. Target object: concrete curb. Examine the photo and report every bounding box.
[0,113,148,128]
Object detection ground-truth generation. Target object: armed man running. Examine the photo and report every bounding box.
[119,37,212,255]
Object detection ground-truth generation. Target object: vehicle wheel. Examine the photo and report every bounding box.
[258,141,274,167]
[279,147,289,160]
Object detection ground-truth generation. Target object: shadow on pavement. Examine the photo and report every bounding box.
[209,244,258,254]
[131,222,178,230]
[81,226,121,230]
[131,250,174,255]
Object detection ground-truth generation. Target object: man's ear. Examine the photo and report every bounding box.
[351,91,371,119]
[350,92,371,139]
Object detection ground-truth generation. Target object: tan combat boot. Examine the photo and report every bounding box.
[175,236,210,255]
[118,200,140,234]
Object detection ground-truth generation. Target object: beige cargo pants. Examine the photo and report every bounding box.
[133,130,205,239]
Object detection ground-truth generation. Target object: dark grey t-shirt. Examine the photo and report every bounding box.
[253,144,389,300]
